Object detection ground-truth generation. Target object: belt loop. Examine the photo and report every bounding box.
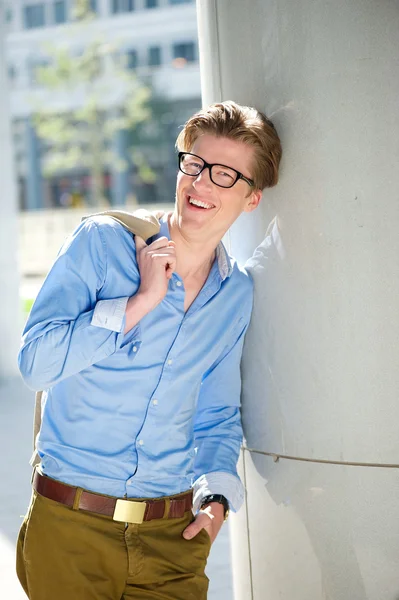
[163,498,171,519]
[73,488,83,511]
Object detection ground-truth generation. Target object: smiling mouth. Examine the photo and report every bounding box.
[187,196,215,209]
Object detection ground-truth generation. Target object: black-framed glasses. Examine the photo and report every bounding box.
[178,152,255,189]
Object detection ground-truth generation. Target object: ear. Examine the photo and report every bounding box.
[243,189,262,213]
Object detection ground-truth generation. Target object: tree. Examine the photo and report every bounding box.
[31,0,152,206]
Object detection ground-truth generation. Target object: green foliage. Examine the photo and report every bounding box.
[22,297,35,317]
[31,0,154,203]
[72,0,97,23]
[131,150,157,184]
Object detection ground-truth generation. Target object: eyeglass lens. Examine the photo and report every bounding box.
[180,154,237,188]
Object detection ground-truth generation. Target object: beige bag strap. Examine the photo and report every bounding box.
[31,209,162,467]
[81,208,161,240]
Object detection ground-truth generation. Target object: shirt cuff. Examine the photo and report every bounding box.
[192,471,245,514]
[91,297,129,333]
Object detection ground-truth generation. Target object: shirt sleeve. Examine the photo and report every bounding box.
[18,218,131,390]
[192,320,249,513]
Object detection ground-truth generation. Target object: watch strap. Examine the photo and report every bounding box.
[200,494,229,519]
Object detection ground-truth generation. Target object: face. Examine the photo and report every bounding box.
[174,134,262,241]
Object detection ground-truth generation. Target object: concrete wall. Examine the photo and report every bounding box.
[197,1,399,599]
[0,0,20,378]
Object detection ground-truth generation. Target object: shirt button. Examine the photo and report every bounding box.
[138,439,144,446]
[133,346,137,352]
[167,359,173,365]
[176,281,182,287]
[152,399,158,406]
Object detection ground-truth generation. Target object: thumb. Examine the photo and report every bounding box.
[135,235,147,251]
[183,520,202,540]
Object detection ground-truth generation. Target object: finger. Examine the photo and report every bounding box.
[146,256,177,273]
[165,262,176,279]
[183,521,202,540]
[149,256,176,265]
[145,256,177,272]
[148,249,176,258]
[135,235,147,250]
[166,256,177,271]
[147,237,171,250]
[182,512,211,540]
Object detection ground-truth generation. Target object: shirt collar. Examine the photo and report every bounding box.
[215,241,233,280]
[153,213,233,281]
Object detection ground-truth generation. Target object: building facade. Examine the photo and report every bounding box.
[4,0,201,210]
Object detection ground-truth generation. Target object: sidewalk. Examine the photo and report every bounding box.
[0,377,233,599]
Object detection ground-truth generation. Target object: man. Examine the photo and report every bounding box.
[17,101,282,599]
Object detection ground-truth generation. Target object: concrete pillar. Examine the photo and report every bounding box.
[111,128,129,206]
[25,119,43,210]
[197,1,399,599]
[0,1,20,377]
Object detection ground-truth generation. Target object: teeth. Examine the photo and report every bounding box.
[189,197,214,209]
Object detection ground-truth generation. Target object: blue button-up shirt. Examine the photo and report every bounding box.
[19,214,253,512]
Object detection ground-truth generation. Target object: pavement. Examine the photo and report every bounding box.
[0,377,233,599]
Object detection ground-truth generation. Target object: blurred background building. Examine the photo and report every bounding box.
[4,0,201,211]
[1,3,234,598]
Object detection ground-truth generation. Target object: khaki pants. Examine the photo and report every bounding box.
[16,487,211,600]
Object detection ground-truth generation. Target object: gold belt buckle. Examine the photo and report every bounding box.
[113,499,146,524]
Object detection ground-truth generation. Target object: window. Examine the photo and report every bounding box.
[54,1,66,24]
[148,46,161,67]
[146,0,158,7]
[5,6,13,23]
[127,50,138,70]
[8,65,17,81]
[173,42,195,63]
[111,0,134,14]
[24,4,45,29]
[170,0,192,4]
[90,0,97,11]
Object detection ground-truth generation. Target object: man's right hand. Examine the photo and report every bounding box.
[124,235,177,334]
[135,235,177,308]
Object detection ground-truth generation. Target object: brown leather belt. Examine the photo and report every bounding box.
[32,470,192,524]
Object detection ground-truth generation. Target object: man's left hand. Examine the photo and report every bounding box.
[182,502,225,544]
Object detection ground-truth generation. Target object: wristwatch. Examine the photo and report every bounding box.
[199,494,230,521]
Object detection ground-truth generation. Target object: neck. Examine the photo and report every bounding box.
[168,212,220,280]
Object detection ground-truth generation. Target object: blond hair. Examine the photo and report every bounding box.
[176,101,282,190]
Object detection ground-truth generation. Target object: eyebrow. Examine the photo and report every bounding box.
[191,154,253,179]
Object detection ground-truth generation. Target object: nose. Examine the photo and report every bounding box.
[192,166,213,192]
